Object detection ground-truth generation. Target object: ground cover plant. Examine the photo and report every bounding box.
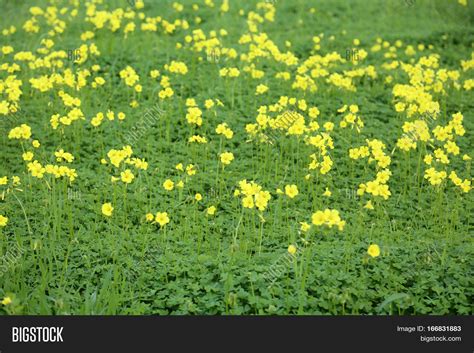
[0,0,473,315]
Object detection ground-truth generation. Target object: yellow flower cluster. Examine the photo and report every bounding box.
[400,119,431,145]
[91,110,126,127]
[448,171,471,193]
[27,160,77,182]
[246,96,326,146]
[215,123,233,139]
[219,67,240,78]
[8,124,32,139]
[50,108,85,130]
[188,135,208,143]
[424,168,447,186]
[55,149,74,163]
[58,91,81,107]
[311,209,345,231]
[337,104,364,131]
[358,170,392,200]
[420,112,469,191]
[235,180,271,211]
[0,75,22,114]
[119,66,140,86]
[308,153,333,175]
[165,60,188,75]
[186,106,203,126]
[396,136,417,152]
[106,146,134,168]
[146,211,170,227]
[158,87,174,99]
[350,140,392,200]
[103,146,147,184]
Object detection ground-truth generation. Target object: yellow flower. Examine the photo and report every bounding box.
[256,84,269,95]
[1,296,12,305]
[204,99,214,109]
[424,154,433,165]
[101,203,113,217]
[395,102,406,112]
[32,140,40,148]
[106,111,115,121]
[220,152,234,165]
[242,195,254,208]
[323,188,332,197]
[145,213,154,221]
[155,212,170,227]
[23,150,34,161]
[120,169,135,184]
[311,209,345,230]
[8,124,32,140]
[349,104,359,113]
[311,211,325,226]
[186,164,196,176]
[0,215,8,227]
[207,206,217,215]
[150,70,160,78]
[285,184,299,198]
[300,222,311,232]
[163,179,174,191]
[0,176,7,185]
[323,122,334,131]
[288,244,297,255]
[364,200,374,210]
[95,77,105,85]
[195,193,202,201]
[367,244,380,258]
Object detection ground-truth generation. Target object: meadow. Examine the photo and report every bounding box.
[0,0,473,315]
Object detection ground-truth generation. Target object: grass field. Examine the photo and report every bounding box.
[0,0,473,315]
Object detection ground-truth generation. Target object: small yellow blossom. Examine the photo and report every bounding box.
[285,184,299,198]
[163,179,174,191]
[102,203,114,217]
[288,244,297,255]
[367,244,380,258]
[155,212,170,227]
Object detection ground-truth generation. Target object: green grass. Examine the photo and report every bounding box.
[0,0,473,314]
